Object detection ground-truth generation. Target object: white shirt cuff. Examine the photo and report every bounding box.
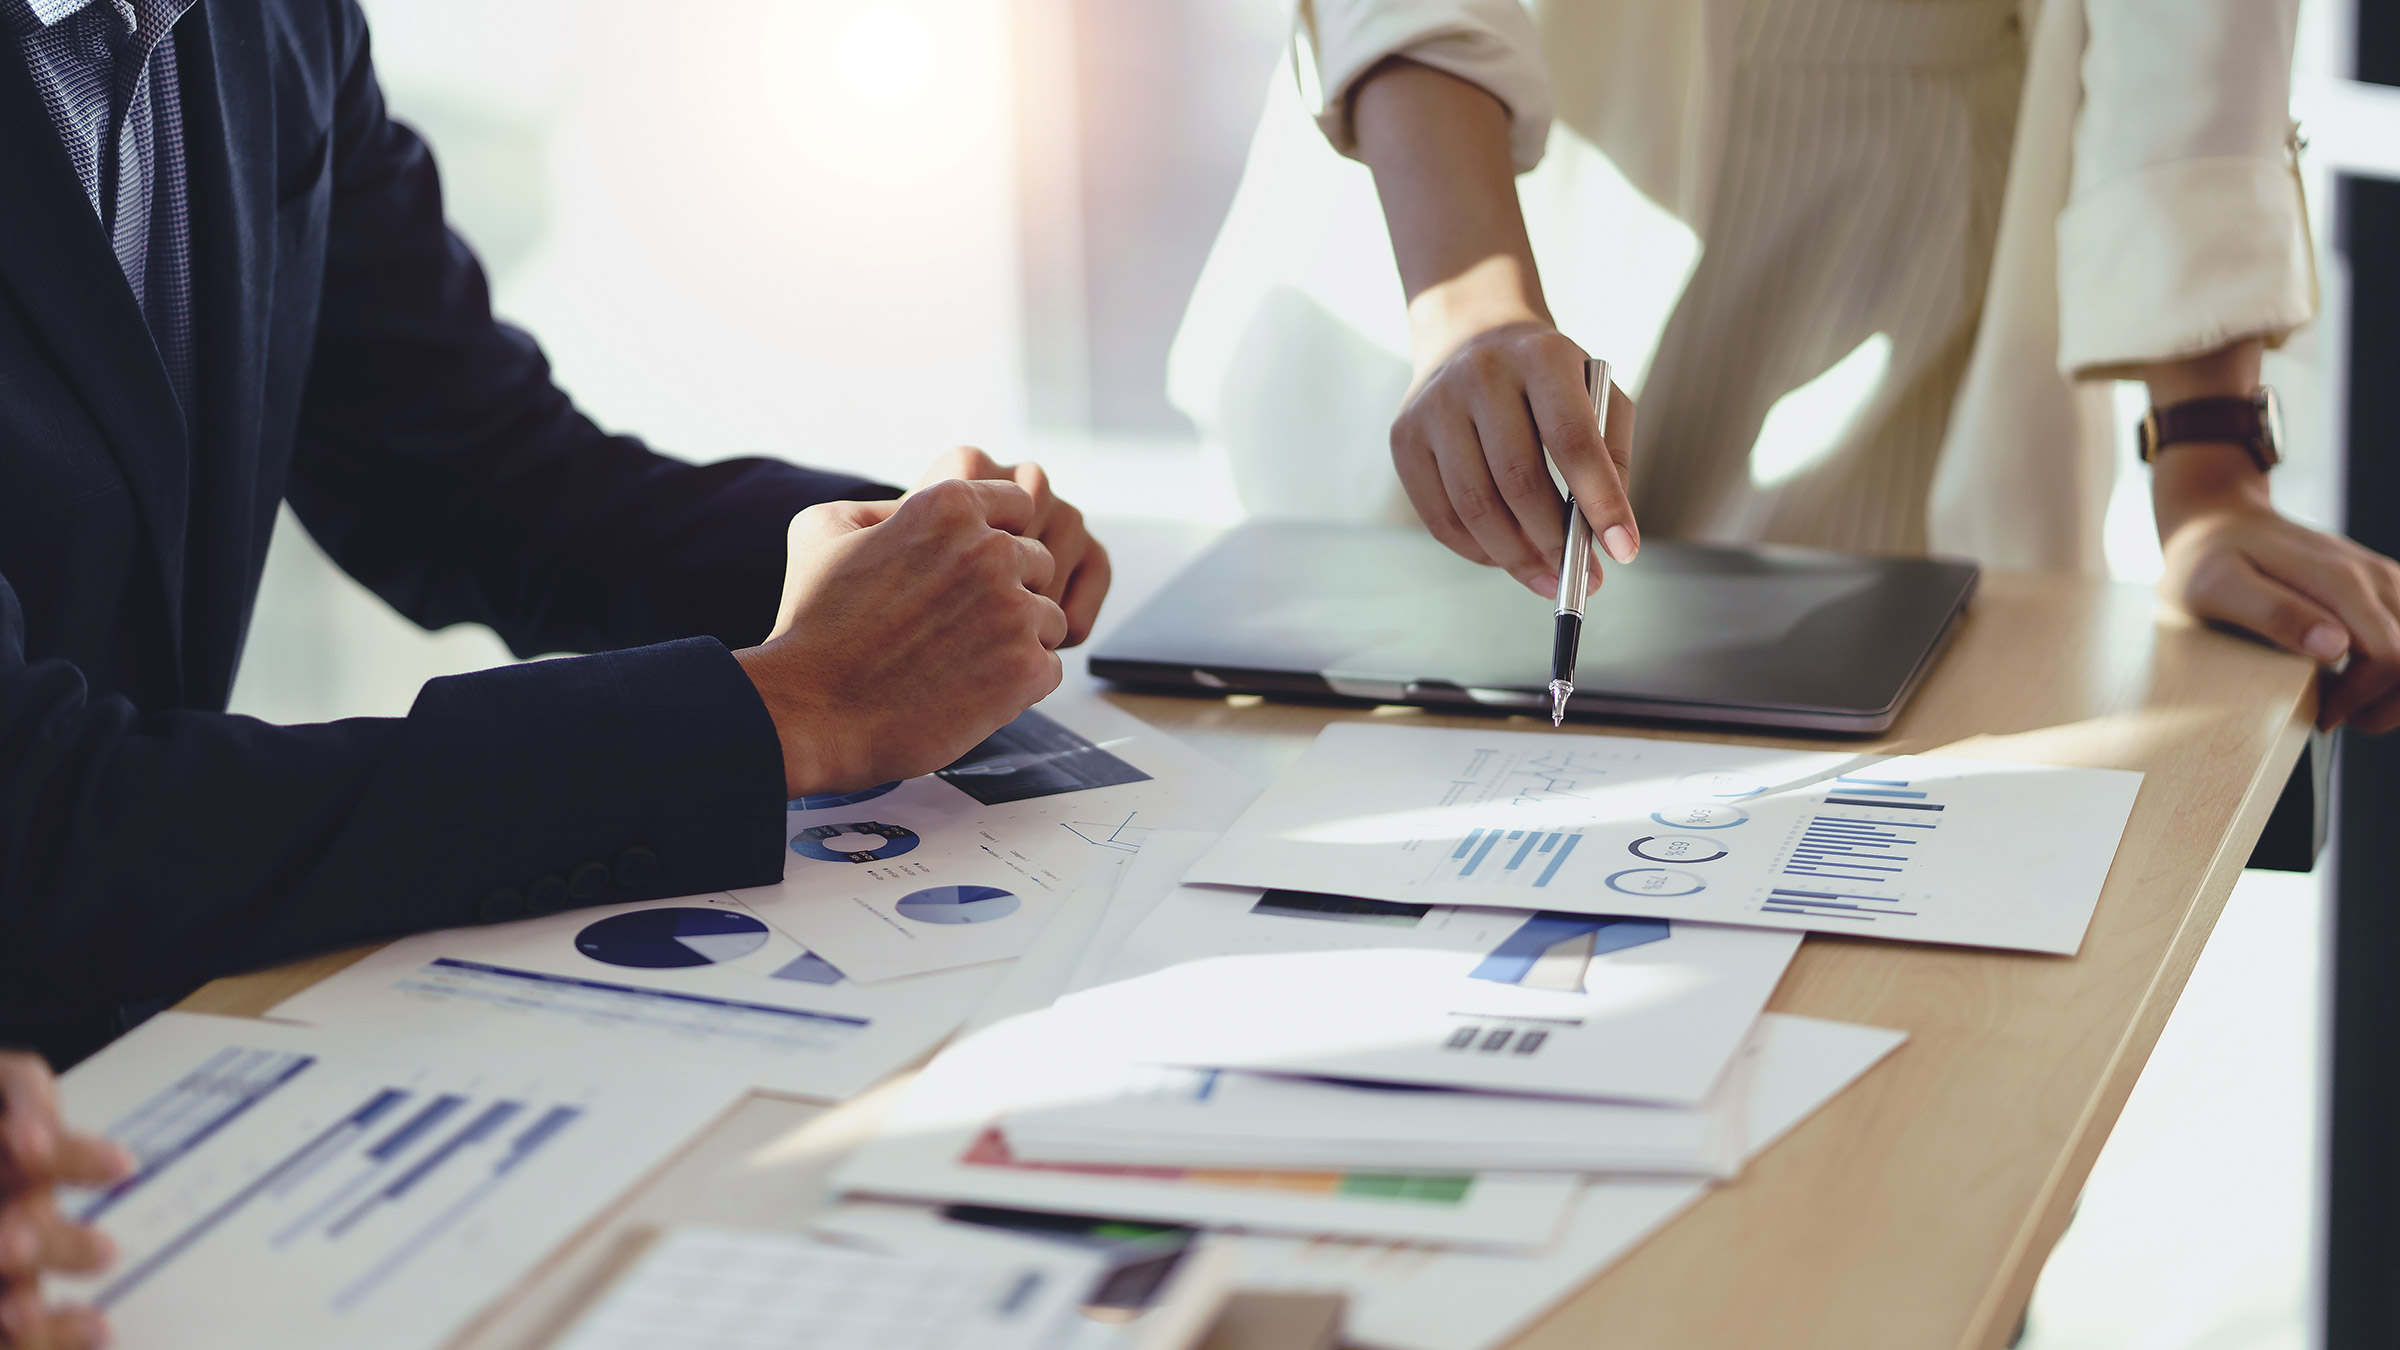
[2056,155,2315,378]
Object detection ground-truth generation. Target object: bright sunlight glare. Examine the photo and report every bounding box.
[1749,332,1893,487]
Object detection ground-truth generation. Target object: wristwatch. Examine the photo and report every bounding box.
[2137,387,2283,474]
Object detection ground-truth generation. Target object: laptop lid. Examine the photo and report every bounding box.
[1088,522,1978,735]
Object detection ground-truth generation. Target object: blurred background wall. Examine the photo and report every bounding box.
[229,5,2400,1345]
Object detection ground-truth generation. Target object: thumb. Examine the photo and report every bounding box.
[2183,555,2351,664]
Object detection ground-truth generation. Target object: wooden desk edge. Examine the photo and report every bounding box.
[1966,702,2316,1349]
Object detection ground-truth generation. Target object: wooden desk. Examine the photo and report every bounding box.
[183,522,2318,1350]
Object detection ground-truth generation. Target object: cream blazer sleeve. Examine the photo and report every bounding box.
[2055,0,2314,375]
[1298,0,1555,173]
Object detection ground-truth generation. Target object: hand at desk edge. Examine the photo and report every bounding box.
[2,1052,130,1350]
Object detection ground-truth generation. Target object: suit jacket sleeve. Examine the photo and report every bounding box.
[0,8,874,1041]
[284,11,898,658]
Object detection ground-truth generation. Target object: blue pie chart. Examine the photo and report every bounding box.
[894,885,1021,925]
[791,822,920,863]
[789,782,900,811]
[575,907,771,969]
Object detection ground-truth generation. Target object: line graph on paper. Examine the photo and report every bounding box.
[1757,771,1949,924]
[1418,745,1646,889]
[1062,811,1148,854]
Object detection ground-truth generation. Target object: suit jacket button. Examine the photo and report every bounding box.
[478,887,525,923]
[525,873,568,915]
[567,860,612,902]
[612,847,658,888]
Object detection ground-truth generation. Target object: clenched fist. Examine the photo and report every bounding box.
[734,478,1070,796]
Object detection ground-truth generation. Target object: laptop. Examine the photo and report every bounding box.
[1087,522,1978,735]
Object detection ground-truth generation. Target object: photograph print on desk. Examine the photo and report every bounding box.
[1187,724,2143,955]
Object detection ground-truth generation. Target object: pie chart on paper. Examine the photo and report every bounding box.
[894,886,1022,925]
[575,907,772,968]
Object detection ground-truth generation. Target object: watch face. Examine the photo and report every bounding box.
[2257,386,2285,461]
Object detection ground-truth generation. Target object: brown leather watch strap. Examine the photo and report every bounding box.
[2138,390,2282,472]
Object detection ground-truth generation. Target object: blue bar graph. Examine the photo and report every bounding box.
[75,1049,317,1224]
[333,1106,583,1312]
[1459,828,1505,876]
[1506,830,1545,871]
[1761,888,1921,921]
[272,1094,467,1249]
[1535,833,1581,887]
[1825,797,1945,811]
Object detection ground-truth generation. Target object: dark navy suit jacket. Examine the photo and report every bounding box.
[0,1,897,1064]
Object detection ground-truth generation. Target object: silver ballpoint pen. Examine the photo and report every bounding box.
[1549,357,1612,727]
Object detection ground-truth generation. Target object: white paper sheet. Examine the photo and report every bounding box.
[831,1011,1581,1250]
[739,699,1254,982]
[995,1018,1757,1176]
[1060,881,1796,1106]
[1063,831,1223,995]
[1224,1014,1909,1350]
[552,1225,1108,1350]
[50,1013,737,1350]
[268,892,1003,1101]
[1188,724,2143,954]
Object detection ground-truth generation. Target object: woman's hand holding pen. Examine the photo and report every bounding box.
[1350,56,1640,597]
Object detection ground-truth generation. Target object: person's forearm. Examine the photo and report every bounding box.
[1349,58,1552,373]
[2141,337,2271,532]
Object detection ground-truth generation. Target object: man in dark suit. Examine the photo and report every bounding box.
[0,0,1105,1084]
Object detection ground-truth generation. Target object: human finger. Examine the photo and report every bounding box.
[1059,538,1112,648]
[1427,409,1550,593]
[2179,549,2349,666]
[1029,590,1070,652]
[44,1138,129,1192]
[1465,381,1568,571]
[1008,533,1059,598]
[0,1301,108,1350]
[2249,544,2400,727]
[901,478,1041,539]
[1391,422,1490,568]
[1009,459,1059,519]
[912,445,1006,490]
[1527,367,1638,568]
[25,1207,110,1279]
[0,1058,59,1185]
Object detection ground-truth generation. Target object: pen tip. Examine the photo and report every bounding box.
[1548,680,1571,727]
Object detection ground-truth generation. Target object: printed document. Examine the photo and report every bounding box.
[1226,1014,1908,1350]
[51,1014,735,1350]
[1060,880,1796,1105]
[739,699,1253,982]
[269,892,1004,1102]
[1188,724,2142,954]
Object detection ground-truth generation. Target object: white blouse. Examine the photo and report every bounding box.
[1252,0,2316,570]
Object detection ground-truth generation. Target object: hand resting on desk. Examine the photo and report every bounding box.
[0,1052,129,1350]
[734,474,1082,799]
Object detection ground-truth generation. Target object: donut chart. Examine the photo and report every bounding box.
[790,822,921,864]
[1604,867,1709,898]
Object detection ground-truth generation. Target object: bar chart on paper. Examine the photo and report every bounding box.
[56,1015,740,1350]
[77,1053,581,1318]
[1190,724,2145,955]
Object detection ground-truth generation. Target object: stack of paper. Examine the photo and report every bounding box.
[831,721,2144,1350]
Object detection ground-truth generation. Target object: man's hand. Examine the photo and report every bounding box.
[2,1053,130,1350]
[734,479,1070,796]
[2157,450,2400,732]
[912,448,1110,646]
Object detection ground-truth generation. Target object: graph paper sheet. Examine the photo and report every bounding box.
[50,1014,735,1350]
[1053,876,1796,1106]
[552,1227,1107,1350]
[1187,723,2143,955]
